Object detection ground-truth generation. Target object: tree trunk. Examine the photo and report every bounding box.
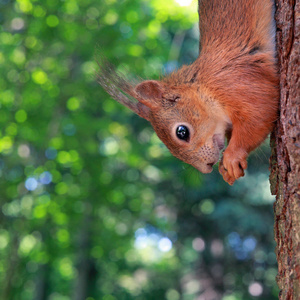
[270,0,300,299]
[34,264,49,300]
[72,206,92,300]
[1,234,19,300]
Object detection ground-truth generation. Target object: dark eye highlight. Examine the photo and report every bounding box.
[176,125,190,141]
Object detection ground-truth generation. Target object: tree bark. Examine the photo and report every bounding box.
[270,0,300,299]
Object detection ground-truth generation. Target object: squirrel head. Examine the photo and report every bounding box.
[96,56,231,173]
[134,80,231,173]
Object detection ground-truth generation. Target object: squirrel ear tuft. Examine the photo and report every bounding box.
[135,80,163,108]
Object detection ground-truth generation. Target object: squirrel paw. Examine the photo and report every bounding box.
[219,162,236,185]
[219,149,248,185]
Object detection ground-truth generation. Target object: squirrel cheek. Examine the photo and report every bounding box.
[213,134,225,151]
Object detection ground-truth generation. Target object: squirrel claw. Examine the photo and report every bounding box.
[219,161,236,185]
[219,149,248,185]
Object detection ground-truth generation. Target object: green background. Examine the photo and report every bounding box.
[0,0,278,299]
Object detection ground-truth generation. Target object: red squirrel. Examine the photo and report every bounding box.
[97,0,279,185]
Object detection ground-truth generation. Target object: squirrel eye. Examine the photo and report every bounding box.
[176,125,190,141]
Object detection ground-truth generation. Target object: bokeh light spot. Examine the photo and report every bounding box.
[158,237,172,252]
[12,48,26,65]
[56,229,70,244]
[0,136,13,152]
[104,10,118,25]
[67,97,80,111]
[15,109,27,123]
[25,177,38,191]
[143,165,161,182]
[58,257,74,279]
[200,199,215,214]
[18,144,30,158]
[1,90,14,106]
[248,282,263,296]
[19,235,37,255]
[33,6,46,18]
[128,45,143,57]
[211,239,224,257]
[55,182,69,195]
[147,20,161,35]
[17,0,32,13]
[11,18,25,31]
[32,70,48,85]
[243,236,257,252]
[34,205,47,219]
[45,147,57,160]
[175,0,193,6]
[46,15,59,27]
[25,36,37,48]
[39,171,52,185]
[0,231,9,249]
[87,7,99,18]
[126,11,139,23]
[6,123,17,136]
[57,151,71,164]
[63,123,76,136]
[100,137,119,156]
[192,237,205,252]
[166,289,180,300]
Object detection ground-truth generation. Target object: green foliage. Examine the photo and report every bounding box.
[0,0,277,299]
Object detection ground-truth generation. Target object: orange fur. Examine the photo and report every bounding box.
[97,0,279,185]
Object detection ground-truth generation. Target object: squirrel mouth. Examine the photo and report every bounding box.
[196,162,215,173]
[204,159,218,173]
